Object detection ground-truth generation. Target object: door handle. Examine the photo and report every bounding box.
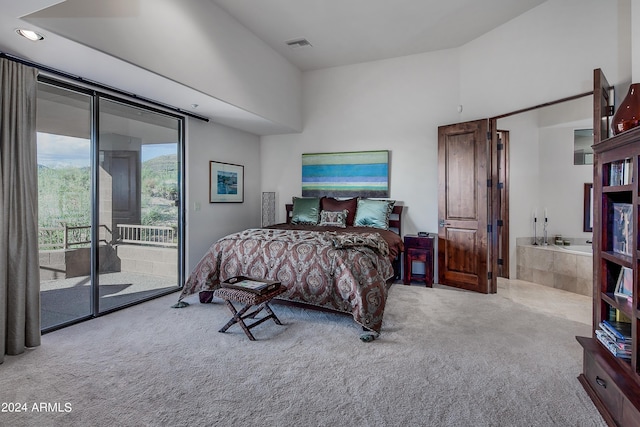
[439,219,450,228]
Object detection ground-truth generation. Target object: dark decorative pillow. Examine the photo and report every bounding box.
[330,232,390,257]
[291,197,320,225]
[354,199,395,230]
[320,197,358,226]
[318,209,348,228]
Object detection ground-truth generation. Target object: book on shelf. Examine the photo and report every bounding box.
[598,322,630,344]
[614,267,633,300]
[612,203,633,256]
[609,158,633,186]
[221,276,280,295]
[596,329,633,351]
[596,329,632,359]
[616,309,632,323]
[600,320,632,342]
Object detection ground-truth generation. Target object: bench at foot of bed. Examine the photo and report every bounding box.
[213,285,286,341]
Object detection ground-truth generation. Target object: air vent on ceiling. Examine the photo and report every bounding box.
[285,38,312,50]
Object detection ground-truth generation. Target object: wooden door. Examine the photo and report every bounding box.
[593,68,613,145]
[438,120,493,293]
[496,129,509,279]
[102,150,140,228]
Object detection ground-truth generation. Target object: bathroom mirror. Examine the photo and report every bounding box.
[583,183,593,232]
[574,129,594,165]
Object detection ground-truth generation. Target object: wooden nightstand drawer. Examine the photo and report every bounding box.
[404,235,433,249]
[406,247,428,262]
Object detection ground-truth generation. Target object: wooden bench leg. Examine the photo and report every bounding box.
[219,300,283,341]
[264,303,282,325]
[219,300,256,340]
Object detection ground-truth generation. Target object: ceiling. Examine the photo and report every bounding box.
[0,0,547,134]
[212,0,547,71]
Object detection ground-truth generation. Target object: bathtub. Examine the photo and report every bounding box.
[557,244,593,254]
[516,241,592,296]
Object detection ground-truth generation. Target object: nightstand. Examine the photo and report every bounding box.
[403,234,434,287]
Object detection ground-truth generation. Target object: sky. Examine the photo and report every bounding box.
[37,133,176,168]
[37,133,90,168]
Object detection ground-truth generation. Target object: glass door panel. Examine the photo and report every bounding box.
[37,82,92,330]
[98,98,181,312]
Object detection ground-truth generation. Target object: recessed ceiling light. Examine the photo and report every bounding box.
[16,29,45,41]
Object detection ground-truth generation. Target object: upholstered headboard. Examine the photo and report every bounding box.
[284,203,403,237]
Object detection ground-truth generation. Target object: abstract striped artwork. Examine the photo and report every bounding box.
[301,150,389,198]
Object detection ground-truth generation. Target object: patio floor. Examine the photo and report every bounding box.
[40,272,180,330]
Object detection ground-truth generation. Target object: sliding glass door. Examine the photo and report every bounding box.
[37,82,93,329]
[37,79,184,330]
[98,98,181,312]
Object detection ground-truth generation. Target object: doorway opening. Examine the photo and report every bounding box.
[495,94,593,296]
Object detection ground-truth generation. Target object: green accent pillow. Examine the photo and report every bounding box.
[291,197,320,225]
[354,199,395,230]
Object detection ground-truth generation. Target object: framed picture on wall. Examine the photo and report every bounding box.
[209,161,244,203]
[301,150,389,198]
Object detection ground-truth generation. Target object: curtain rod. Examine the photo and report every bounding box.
[0,51,209,122]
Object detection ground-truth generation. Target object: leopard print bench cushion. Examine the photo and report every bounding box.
[213,285,286,305]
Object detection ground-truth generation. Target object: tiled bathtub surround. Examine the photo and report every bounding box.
[516,237,592,296]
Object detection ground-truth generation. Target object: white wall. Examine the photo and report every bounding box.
[498,112,540,276]
[23,0,303,133]
[539,126,593,238]
[459,0,624,120]
[186,118,261,270]
[537,97,594,243]
[262,0,623,236]
[261,49,461,234]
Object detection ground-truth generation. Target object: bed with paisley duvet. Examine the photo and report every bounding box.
[176,197,403,340]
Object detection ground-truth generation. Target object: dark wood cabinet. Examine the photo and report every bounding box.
[578,126,640,426]
[403,234,434,287]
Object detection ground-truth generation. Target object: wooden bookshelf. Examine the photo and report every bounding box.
[577,125,640,426]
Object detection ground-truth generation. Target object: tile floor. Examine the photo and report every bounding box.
[496,277,592,325]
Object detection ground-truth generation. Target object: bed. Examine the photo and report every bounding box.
[177,197,404,338]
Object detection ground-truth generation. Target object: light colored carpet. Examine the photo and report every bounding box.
[1,283,605,426]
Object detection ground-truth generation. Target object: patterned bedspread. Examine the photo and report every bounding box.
[179,228,398,333]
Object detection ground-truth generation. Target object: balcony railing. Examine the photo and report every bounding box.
[38,224,91,249]
[39,224,177,249]
[116,224,177,247]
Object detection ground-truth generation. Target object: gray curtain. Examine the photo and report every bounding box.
[0,58,40,363]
